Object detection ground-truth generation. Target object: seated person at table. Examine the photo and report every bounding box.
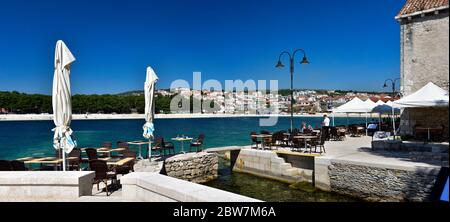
[300,122,307,133]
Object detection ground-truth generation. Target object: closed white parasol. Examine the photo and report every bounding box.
[143,66,159,161]
[52,40,76,171]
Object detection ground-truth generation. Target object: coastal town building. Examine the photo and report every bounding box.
[396,0,449,138]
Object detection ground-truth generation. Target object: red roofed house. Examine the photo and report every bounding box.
[396,0,449,139]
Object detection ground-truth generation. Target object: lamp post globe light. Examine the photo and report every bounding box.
[276,49,309,132]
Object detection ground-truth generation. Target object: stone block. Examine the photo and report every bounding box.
[0,171,95,201]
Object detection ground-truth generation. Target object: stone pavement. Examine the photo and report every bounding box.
[319,136,448,170]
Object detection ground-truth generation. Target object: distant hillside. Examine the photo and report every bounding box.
[116,90,144,96]
[117,88,390,96]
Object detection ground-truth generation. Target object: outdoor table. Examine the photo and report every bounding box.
[293,135,318,153]
[20,156,78,170]
[81,147,126,157]
[415,127,443,141]
[106,157,134,166]
[171,137,193,154]
[251,134,272,150]
[127,141,151,160]
[356,127,365,136]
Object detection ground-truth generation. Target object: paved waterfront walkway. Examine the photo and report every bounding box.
[320,136,448,170]
[227,136,448,170]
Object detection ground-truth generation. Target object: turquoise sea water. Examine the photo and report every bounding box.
[0,116,367,160]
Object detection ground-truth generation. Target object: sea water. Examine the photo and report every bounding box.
[0,116,366,159]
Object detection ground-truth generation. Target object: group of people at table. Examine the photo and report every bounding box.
[250,115,332,154]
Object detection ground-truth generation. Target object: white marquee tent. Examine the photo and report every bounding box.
[333,97,372,113]
[393,82,449,108]
[332,97,373,135]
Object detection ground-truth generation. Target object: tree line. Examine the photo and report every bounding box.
[0,91,174,114]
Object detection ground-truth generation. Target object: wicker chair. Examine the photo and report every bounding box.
[102,141,113,148]
[250,132,261,149]
[0,160,12,171]
[163,139,175,155]
[89,159,117,196]
[11,160,28,171]
[272,131,285,149]
[117,141,129,149]
[260,130,271,135]
[150,137,164,157]
[263,134,276,150]
[190,134,205,152]
[313,133,326,154]
[68,148,82,171]
[290,134,301,152]
[85,148,99,161]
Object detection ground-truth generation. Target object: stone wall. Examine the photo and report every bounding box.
[163,152,218,183]
[121,172,260,202]
[233,149,313,183]
[398,11,449,138]
[399,107,449,139]
[399,11,449,95]
[0,171,94,201]
[327,162,440,202]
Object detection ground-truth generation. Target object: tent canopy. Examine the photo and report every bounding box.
[375,100,385,105]
[372,100,401,114]
[333,97,372,113]
[393,82,449,108]
[364,99,377,110]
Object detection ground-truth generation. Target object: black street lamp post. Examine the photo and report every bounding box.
[276,49,309,132]
[383,77,400,138]
[383,78,401,98]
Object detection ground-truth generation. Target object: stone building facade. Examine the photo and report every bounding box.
[396,0,449,138]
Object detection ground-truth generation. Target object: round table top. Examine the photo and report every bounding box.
[127,141,151,145]
[293,135,318,139]
[251,134,272,138]
[171,137,193,141]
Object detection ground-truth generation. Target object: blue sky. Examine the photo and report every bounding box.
[0,0,405,94]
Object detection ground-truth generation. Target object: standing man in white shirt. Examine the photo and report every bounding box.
[322,114,330,141]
